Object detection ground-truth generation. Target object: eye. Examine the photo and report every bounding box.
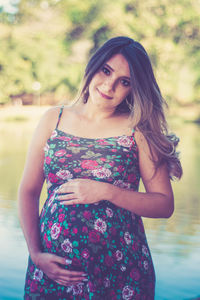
[121,79,130,87]
[102,66,110,76]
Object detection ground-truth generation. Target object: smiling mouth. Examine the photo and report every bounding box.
[97,88,113,100]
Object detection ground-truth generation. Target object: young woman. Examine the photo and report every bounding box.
[18,36,182,299]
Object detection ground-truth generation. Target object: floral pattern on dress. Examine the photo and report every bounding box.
[24,110,155,300]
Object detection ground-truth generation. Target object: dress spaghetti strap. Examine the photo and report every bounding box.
[55,106,64,129]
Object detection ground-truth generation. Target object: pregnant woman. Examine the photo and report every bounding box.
[18,36,182,299]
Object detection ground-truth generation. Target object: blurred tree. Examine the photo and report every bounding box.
[0,0,199,107]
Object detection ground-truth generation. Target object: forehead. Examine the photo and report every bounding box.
[105,54,130,77]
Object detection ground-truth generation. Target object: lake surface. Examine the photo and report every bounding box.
[0,115,200,300]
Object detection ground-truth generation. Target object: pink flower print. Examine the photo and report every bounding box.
[61,238,73,253]
[100,157,107,162]
[58,213,65,222]
[30,281,38,293]
[81,248,90,259]
[122,286,134,300]
[94,218,107,234]
[48,173,58,183]
[113,180,130,189]
[55,149,67,157]
[130,268,140,281]
[117,136,132,148]
[45,156,51,164]
[88,230,100,243]
[68,143,79,147]
[33,269,43,281]
[124,231,132,245]
[63,228,70,236]
[115,250,123,261]
[106,207,113,218]
[46,240,52,249]
[92,167,112,179]
[97,139,110,145]
[83,210,92,220]
[51,203,57,214]
[30,265,34,273]
[72,256,82,267]
[82,226,88,233]
[59,158,66,163]
[50,223,62,240]
[132,241,139,251]
[127,173,136,183]
[56,170,73,180]
[117,165,125,172]
[57,136,71,141]
[74,168,82,173]
[72,227,78,234]
[48,221,53,229]
[81,160,99,169]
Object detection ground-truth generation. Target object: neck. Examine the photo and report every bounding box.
[77,100,118,122]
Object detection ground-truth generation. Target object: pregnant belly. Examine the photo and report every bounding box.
[39,198,131,272]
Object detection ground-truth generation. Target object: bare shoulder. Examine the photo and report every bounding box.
[38,105,65,134]
[134,129,151,156]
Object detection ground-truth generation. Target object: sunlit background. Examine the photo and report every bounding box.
[0,0,200,299]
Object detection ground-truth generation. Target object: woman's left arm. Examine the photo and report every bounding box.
[106,130,174,218]
[58,131,174,219]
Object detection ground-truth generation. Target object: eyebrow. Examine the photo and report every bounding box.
[105,63,131,80]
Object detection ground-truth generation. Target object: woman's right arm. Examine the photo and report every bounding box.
[18,107,86,285]
[18,109,54,260]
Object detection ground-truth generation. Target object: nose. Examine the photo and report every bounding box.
[102,77,115,92]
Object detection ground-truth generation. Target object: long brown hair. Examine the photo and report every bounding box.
[77,36,182,180]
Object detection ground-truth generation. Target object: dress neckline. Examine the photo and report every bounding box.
[55,128,135,141]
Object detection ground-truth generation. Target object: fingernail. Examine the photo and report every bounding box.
[65,259,72,265]
[81,274,88,277]
[82,278,88,281]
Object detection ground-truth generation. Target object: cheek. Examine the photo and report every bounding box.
[89,74,100,91]
[117,88,131,100]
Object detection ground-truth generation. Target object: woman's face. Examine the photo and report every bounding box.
[88,54,131,110]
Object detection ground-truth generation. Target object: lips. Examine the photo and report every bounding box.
[97,88,112,100]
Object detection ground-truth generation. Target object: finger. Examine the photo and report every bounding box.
[60,200,80,205]
[58,181,77,193]
[58,275,88,282]
[55,279,84,286]
[57,269,87,278]
[57,193,77,201]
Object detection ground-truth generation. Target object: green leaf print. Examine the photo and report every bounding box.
[81,151,102,159]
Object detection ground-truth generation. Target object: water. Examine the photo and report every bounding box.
[0,117,200,300]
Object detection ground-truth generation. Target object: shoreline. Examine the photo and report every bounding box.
[0,104,200,125]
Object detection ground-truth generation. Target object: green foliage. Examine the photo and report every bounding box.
[0,0,199,105]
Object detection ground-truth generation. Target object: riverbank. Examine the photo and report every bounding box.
[0,103,200,125]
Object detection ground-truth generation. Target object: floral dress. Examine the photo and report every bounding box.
[24,107,155,300]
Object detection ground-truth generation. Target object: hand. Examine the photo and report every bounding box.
[32,252,87,286]
[57,179,108,205]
